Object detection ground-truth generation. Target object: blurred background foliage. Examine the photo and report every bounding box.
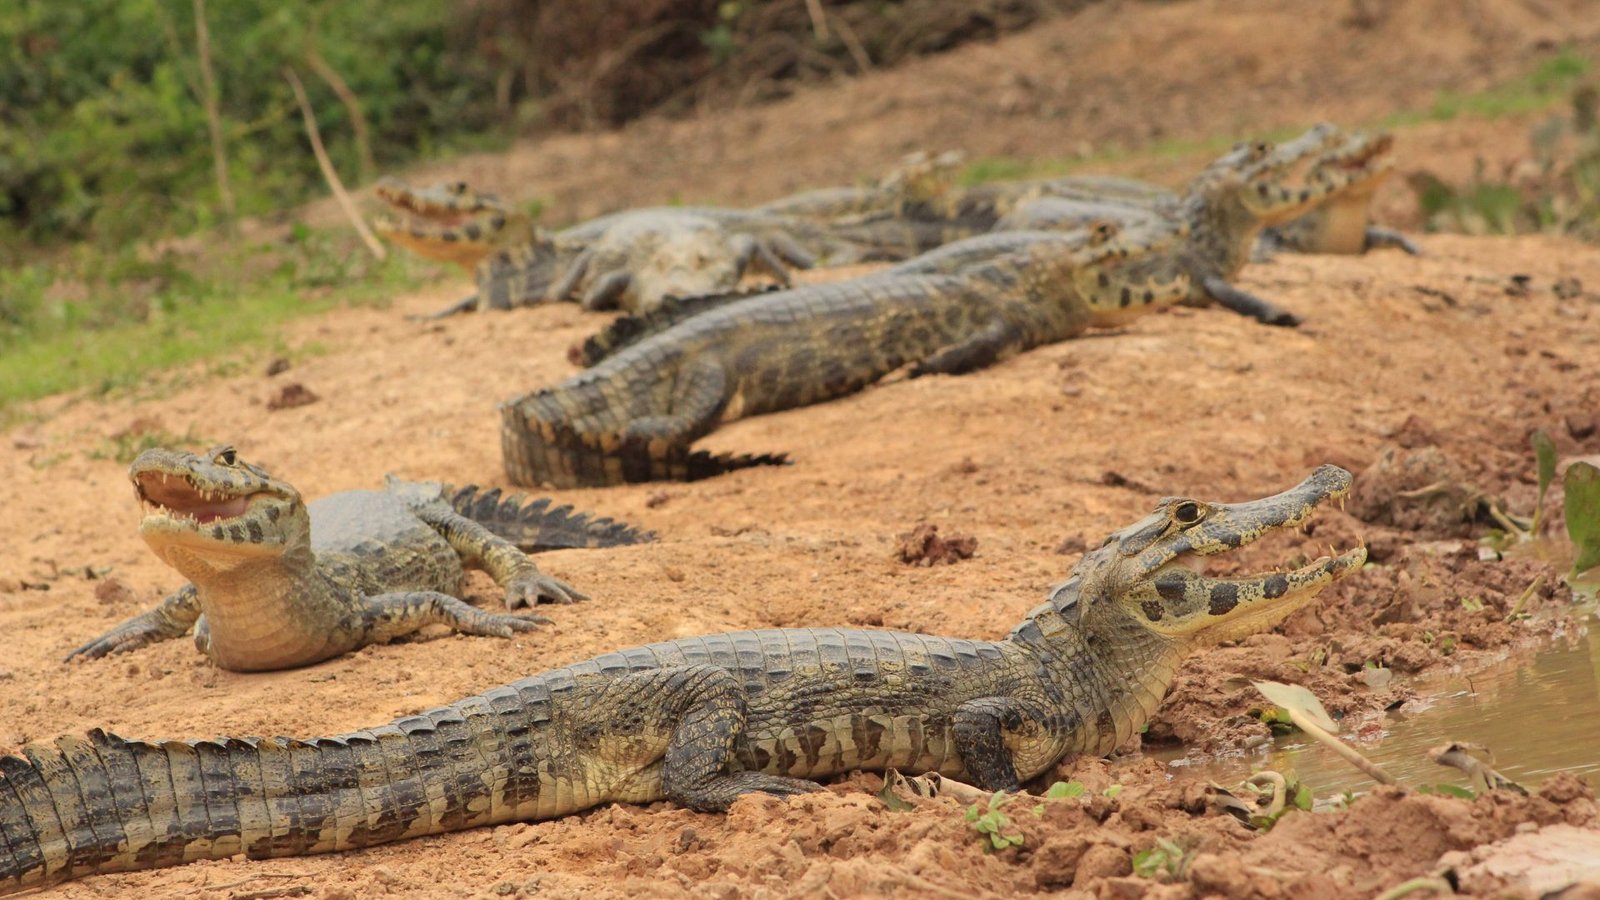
[0,0,1065,257]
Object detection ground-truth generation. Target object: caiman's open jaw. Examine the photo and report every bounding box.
[1214,123,1371,224]
[1307,130,1396,193]
[130,448,297,562]
[371,178,515,267]
[1115,465,1367,644]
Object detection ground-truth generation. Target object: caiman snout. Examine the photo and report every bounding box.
[1098,466,1364,644]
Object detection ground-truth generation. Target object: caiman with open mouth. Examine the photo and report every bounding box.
[1,466,1365,894]
[65,446,651,671]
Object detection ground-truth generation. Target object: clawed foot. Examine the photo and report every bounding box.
[470,610,552,637]
[677,773,825,812]
[504,573,589,608]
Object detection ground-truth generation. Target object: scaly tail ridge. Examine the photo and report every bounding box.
[445,484,655,548]
[0,712,529,894]
[569,286,783,367]
[499,404,789,489]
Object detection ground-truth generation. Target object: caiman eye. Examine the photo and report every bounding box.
[1172,501,1203,525]
[213,447,238,466]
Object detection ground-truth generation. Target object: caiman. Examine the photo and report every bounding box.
[500,222,1190,488]
[1256,129,1421,257]
[64,447,652,672]
[374,179,858,317]
[0,466,1366,894]
[989,123,1390,326]
[589,124,1395,338]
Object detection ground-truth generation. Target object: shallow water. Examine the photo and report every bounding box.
[1161,618,1600,797]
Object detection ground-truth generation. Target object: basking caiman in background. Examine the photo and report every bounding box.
[0,466,1365,894]
[65,447,651,671]
[499,222,1189,488]
[988,123,1391,325]
[374,179,869,316]
[1255,129,1422,257]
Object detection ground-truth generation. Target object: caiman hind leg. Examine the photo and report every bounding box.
[64,585,201,662]
[411,505,588,607]
[359,591,549,645]
[952,697,1077,792]
[650,666,823,811]
[618,358,731,453]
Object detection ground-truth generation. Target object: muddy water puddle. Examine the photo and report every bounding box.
[1161,621,1600,798]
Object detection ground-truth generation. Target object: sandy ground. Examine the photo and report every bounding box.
[7,0,1600,897]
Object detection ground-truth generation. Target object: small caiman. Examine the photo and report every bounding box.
[0,466,1365,894]
[65,447,652,672]
[500,222,1189,488]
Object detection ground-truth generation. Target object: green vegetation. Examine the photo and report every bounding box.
[964,791,1024,851]
[0,0,512,253]
[0,228,422,407]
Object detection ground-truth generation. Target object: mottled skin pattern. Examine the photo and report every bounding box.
[65,447,652,672]
[1256,130,1422,257]
[500,223,1190,488]
[373,178,877,317]
[0,467,1365,895]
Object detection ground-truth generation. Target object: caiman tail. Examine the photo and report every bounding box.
[0,713,527,895]
[499,398,788,489]
[445,484,655,548]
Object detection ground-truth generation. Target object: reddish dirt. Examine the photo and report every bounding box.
[6,1,1600,897]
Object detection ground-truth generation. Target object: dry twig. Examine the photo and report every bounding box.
[282,67,386,261]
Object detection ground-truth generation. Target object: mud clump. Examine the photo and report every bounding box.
[895,523,977,566]
[1350,445,1505,541]
[267,382,321,411]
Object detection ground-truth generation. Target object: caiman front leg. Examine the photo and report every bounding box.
[359,590,548,644]
[1201,275,1302,328]
[413,506,588,607]
[727,235,793,286]
[580,270,634,312]
[412,294,482,321]
[910,318,1023,377]
[549,249,593,303]
[952,697,1077,792]
[64,585,201,661]
[765,232,817,270]
[1365,226,1422,256]
[648,665,824,811]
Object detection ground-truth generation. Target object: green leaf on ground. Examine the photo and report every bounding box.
[1532,430,1557,533]
[1566,462,1600,579]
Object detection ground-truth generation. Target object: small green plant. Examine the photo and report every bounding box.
[1132,836,1193,880]
[964,791,1024,851]
[1044,781,1086,799]
[1532,429,1559,534]
[1459,596,1486,613]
